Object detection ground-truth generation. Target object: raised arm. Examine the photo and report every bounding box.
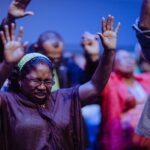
[0,23,27,88]
[4,0,33,24]
[79,15,120,102]
[133,0,150,62]
[0,0,33,62]
[139,0,150,30]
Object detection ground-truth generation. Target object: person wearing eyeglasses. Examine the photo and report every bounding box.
[0,15,120,150]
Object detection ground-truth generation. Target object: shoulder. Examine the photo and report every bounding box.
[63,57,80,69]
[0,91,17,107]
[105,73,118,86]
[51,85,80,101]
[135,72,150,81]
[52,85,79,96]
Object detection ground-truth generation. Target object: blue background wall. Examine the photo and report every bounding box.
[0,0,142,53]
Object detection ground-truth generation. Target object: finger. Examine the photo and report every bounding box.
[102,17,106,33]
[23,41,29,52]
[106,15,112,30]
[23,11,34,17]
[17,26,24,42]
[110,16,114,30]
[0,31,7,45]
[114,22,121,33]
[11,23,15,41]
[4,25,10,42]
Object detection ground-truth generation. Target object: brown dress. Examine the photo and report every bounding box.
[0,86,85,150]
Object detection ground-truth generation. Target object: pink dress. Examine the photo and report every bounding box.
[99,72,150,150]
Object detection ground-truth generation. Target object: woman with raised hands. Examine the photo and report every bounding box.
[0,15,120,150]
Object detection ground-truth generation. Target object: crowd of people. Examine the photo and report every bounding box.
[0,0,150,150]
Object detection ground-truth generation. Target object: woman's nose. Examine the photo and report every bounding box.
[37,82,46,90]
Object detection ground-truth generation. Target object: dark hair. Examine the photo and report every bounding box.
[37,31,63,51]
[8,56,54,93]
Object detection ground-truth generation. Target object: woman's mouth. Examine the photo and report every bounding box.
[34,92,47,99]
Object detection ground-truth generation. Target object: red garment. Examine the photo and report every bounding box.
[99,72,150,150]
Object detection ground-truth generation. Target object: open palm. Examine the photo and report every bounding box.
[8,0,33,19]
[0,23,27,64]
[98,15,120,50]
[4,41,25,63]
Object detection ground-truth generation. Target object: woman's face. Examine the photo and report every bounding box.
[114,50,136,74]
[20,63,53,104]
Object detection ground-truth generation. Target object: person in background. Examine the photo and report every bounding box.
[81,32,100,80]
[79,31,101,150]
[98,49,150,150]
[0,15,120,150]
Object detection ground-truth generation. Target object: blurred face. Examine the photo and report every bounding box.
[42,39,64,61]
[81,32,99,55]
[20,63,54,104]
[114,50,136,74]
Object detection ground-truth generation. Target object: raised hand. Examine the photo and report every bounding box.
[81,32,100,55]
[0,23,27,64]
[98,15,120,50]
[8,0,34,20]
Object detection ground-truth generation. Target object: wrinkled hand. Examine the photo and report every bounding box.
[8,0,34,19]
[98,15,120,50]
[0,23,28,64]
[81,32,100,55]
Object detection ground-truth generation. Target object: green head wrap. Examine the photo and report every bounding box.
[18,53,50,71]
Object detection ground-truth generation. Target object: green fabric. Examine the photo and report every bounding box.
[51,69,60,91]
[18,53,49,71]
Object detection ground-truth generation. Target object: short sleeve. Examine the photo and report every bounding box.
[135,97,150,138]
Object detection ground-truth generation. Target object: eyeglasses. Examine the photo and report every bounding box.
[25,77,55,87]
